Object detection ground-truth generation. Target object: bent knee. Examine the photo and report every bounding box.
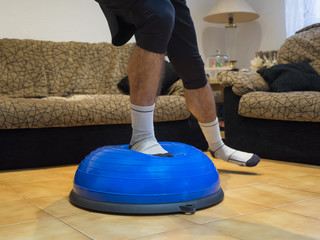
[152,4,175,34]
[133,0,175,53]
[141,1,175,35]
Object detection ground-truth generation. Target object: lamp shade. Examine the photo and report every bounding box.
[204,0,259,23]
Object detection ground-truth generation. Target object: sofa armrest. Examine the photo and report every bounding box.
[166,80,184,96]
[217,71,269,96]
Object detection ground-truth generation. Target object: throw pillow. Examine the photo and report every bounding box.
[257,62,320,92]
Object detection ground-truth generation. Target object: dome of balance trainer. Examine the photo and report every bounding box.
[69,142,224,214]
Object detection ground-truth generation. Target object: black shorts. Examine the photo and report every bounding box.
[97,0,207,89]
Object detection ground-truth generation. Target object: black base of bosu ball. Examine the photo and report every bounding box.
[69,142,224,215]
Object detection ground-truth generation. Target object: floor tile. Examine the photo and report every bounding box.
[206,208,320,240]
[61,212,196,240]
[28,194,88,217]
[264,163,320,176]
[218,170,267,190]
[135,225,241,240]
[224,183,320,208]
[215,160,314,180]
[209,154,319,175]
[176,196,268,224]
[276,197,320,219]
[0,218,90,240]
[269,175,320,193]
[202,159,267,190]
[0,167,73,185]
[7,178,73,198]
[45,165,78,177]
[208,156,281,169]
[258,159,320,169]
[0,199,52,226]
[207,159,315,191]
[0,184,24,203]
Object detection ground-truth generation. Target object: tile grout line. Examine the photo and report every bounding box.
[53,216,95,240]
[200,199,320,227]
[200,224,246,240]
[0,218,51,229]
[270,196,320,221]
[127,223,245,240]
[24,193,91,221]
[199,207,273,225]
[0,184,27,201]
[28,202,95,240]
[128,228,183,240]
[0,198,86,236]
[0,192,93,239]
[272,196,320,208]
[266,181,320,195]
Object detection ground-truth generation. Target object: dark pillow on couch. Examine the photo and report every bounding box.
[117,61,180,95]
[117,76,130,94]
[258,62,320,92]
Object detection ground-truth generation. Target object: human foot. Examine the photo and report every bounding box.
[210,144,260,167]
[129,138,173,157]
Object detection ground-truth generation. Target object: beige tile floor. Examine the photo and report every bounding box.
[0,155,319,240]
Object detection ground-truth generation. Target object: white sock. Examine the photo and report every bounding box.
[129,103,172,157]
[199,118,260,167]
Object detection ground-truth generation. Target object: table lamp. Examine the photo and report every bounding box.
[204,0,259,69]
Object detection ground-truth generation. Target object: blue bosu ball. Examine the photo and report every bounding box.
[69,142,224,214]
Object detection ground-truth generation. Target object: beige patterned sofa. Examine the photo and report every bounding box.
[0,38,207,170]
[218,24,320,165]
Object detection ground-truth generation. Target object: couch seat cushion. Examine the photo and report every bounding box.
[239,91,320,122]
[0,94,190,129]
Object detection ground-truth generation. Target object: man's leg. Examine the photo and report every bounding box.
[125,0,175,157]
[128,46,173,156]
[128,46,164,106]
[168,0,260,166]
[184,83,216,123]
[184,84,260,167]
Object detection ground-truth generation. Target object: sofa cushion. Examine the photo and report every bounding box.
[0,94,190,129]
[42,41,135,96]
[102,43,135,95]
[42,41,102,96]
[0,39,47,98]
[238,91,320,122]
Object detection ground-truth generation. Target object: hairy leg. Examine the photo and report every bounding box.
[184,83,217,123]
[128,45,164,106]
[184,83,260,167]
[128,45,172,157]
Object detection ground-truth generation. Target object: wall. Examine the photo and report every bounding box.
[0,0,111,43]
[190,0,286,68]
[0,0,286,68]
